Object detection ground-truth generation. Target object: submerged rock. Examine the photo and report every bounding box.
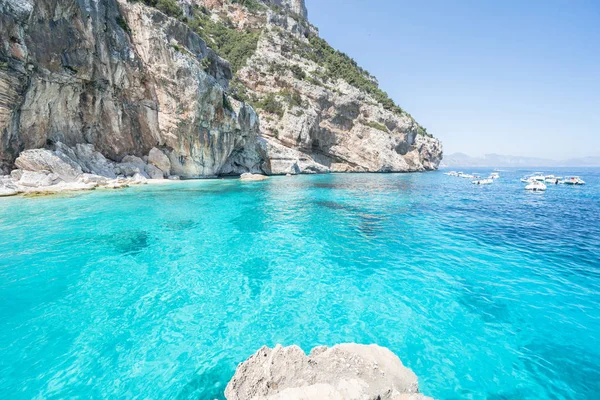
[225,344,432,400]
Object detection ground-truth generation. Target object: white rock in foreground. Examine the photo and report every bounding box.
[225,344,432,400]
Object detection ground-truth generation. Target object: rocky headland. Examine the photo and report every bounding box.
[225,344,432,400]
[0,0,442,194]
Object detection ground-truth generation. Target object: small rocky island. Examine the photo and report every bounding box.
[225,344,432,400]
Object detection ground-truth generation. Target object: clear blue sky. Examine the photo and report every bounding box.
[305,0,600,159]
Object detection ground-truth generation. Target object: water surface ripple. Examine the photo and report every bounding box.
[1,169,599,399]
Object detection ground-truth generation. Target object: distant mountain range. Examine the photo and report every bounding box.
[441,153,600,168]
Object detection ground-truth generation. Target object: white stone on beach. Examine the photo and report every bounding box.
[78,173,109,185]
[18,170,60,187]
[240,173,269,181]
[0,187,17,197]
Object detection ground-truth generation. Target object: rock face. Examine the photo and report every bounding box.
[261,0,308,19]
[0,0,441,178]
[235,17,442,174]
[0,0,262,177]
[225,344,432,400]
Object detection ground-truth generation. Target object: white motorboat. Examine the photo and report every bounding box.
[444,171,459,176]
[489,173,500,179]
[544,175,562,184]
[525,181,547,192]
[460,174,476,179]
[521,176,536,183]
[472,178,493,185]
[532,173,546,182]
[563,176,586,185]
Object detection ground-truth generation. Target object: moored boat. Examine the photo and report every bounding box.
[472,178,493,185]
[525,181,547,192]
[563,176,585,185]
[544,175,562,184]
[521,176,536,183]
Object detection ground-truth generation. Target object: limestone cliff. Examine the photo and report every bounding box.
[0,0,442,178]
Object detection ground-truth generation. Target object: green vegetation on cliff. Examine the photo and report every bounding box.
[188,8,260,73]
[231,0,266,13]
[133,0,182,18]
[131,1,259,73]
[292,34,405,116]
[254,93,285,117]
[360,119,389,133]
[286,32,433,136]
[130,0,432,137]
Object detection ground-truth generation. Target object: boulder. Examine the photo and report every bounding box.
[115,156,150,178]
[145,164,165,180]
[225,344,431,400]
[103,181,129,190]
[0,187,18,197]
[122,155,146,166]
[15,149,83,182]
[18,170,60,187]
[131,173,148,184]
[148,148,171,176]
[240,173,269,181]
[78,173,109,185]
[0,176,18,196]
[72,144,117,178]
[10,169,23,180]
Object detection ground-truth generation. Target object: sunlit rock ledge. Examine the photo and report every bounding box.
[225,344,432,400]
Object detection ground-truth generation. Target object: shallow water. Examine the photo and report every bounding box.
[1,169,599,399]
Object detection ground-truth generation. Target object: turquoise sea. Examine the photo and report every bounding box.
[1,169,599,399]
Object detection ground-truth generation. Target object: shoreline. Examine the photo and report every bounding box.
[1,170,443,199]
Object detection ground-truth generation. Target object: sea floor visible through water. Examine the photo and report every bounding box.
[1,168,599,399]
